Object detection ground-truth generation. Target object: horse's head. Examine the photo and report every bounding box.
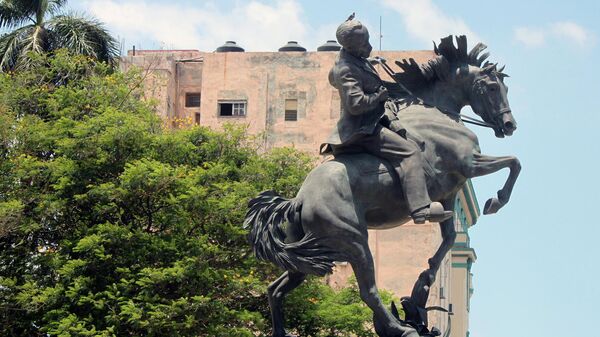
[469,62,516,137]
[393,35,517,138]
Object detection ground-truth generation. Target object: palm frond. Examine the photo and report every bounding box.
[0,0,66,27]
[0,1,34,28]
[48,13,119,64]
[47,0,67,15]
[0,24,32,71]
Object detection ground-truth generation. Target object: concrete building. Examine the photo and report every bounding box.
[121,43,480,337]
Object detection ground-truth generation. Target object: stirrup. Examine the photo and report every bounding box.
[411,202,453,224]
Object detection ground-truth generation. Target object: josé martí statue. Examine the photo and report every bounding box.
[245,14,520,337]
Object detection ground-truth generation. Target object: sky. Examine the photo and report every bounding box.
[69,1,600,336]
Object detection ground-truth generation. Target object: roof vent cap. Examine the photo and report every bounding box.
[278,41,307,52]
[317,40,341,52]
[216,41,245,52]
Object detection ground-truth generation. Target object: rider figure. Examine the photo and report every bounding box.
[320,16,453,224]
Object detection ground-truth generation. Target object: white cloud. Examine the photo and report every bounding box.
[514,21,594,48]
[194,0,309,51]
[381,0,480,46]
[514,27,546,48]
[81,0,327,51]
[82,0,203,49]
[551,21,594,47]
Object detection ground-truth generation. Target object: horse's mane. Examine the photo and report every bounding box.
[393,35,508,92]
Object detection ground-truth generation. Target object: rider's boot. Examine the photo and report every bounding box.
[390,149,453,224]
[374,126,454,225]
[390,162,453,224]
[411,202,453,224]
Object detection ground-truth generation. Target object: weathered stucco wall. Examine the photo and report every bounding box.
[122,49,434,154]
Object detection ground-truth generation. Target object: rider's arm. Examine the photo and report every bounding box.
[338,65,386,116]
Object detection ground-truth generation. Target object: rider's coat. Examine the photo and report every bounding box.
[320,49,386,154]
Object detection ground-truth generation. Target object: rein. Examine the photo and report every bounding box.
[373,56,498,130]
[432,105,496,128]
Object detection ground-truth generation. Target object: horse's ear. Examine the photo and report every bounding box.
[497,65,509,80]
[391,301,401,320]
[497,72,509,80]
[482,62,496,74]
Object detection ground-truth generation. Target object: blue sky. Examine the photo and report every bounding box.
[71,1,600,336]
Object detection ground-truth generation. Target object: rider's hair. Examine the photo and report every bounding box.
[336,19,367,49]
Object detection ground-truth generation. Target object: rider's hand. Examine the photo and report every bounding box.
[377,86,389,102]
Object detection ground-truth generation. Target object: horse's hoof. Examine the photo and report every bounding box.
[483,197,502,214]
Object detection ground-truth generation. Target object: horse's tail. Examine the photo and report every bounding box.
[244,191,334,276]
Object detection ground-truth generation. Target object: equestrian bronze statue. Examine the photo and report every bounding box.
[245,17,520,337]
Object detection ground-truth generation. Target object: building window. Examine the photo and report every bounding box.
[194,112,201,125]
[218,101,246,117]
[284,99,298,121]
[185,93,201,107]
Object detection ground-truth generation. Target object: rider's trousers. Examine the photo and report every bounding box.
[333,124,431,213]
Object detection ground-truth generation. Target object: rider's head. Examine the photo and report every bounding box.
[336,18,372,58]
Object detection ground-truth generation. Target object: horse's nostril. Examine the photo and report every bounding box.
[504,121,516,131]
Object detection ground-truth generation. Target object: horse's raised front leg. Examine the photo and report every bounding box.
[268,270,306,337]
[350,240,418,337]
[466,152,521,214]
[404,195,457,334]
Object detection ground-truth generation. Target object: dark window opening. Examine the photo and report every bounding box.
[194,112,201,125]
[185,93,201,107]
[220,104,232,116]
[284,99,298,121]
[218,101,246,117]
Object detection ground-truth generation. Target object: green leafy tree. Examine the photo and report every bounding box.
[0,51,392,336]
[0,0,118,71]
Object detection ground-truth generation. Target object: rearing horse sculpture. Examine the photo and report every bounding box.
[245,36,520,337]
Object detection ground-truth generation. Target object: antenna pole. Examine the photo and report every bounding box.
[379,15,382,52]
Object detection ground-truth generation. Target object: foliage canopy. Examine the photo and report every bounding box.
[0,51,389,336]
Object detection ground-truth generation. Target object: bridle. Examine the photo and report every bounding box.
[471,77,512,128]
[372,56,506,131]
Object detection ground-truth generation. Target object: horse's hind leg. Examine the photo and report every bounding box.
[350,240,418,337]
[268,271,306,337]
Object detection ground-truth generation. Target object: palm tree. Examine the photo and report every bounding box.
[0,0,118,71]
